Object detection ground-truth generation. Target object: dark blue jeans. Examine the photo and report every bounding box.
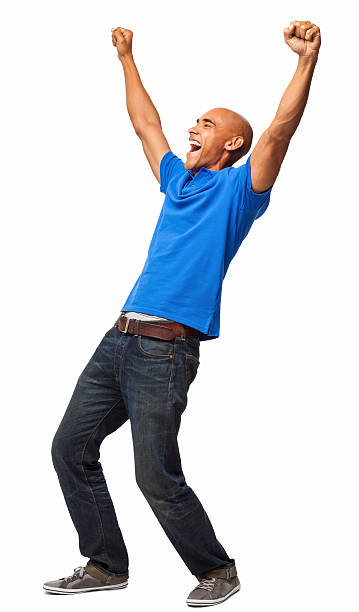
[51,323,235,577]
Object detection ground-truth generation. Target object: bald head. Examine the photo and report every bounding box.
[209,107,253,164]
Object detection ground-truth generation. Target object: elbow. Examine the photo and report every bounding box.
[134,123,145,138]
[267,122,293,145]
[134,120,162,139]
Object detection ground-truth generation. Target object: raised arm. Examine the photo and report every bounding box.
[250,20,321,193]
[111,27,170,183]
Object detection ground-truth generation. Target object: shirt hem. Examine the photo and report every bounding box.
[120,302,218,338]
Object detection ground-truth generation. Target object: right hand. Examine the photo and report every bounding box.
[111,27,133,59]
[283,20,321,59]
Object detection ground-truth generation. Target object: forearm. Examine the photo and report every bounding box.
[119,52,161,134]
[269,55,318,142]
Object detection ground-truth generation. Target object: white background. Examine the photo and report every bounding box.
[2,1,358,610]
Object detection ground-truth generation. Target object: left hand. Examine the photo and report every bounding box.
[283,20,321,59]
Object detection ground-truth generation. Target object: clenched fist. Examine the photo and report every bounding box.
[111,27,133,59]
[283,20,321,58]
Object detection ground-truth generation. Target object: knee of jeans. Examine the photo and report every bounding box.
[135,462,186,505]
[135,471,152,498]
[135,465,163,500]
[51,432,73,468]
[136,481,167,506]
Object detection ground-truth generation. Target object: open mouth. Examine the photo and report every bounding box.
[187,140,202,155]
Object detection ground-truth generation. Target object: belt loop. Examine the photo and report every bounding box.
[134,319,140,336]
[226,567,231,579]
[180,324,185,340]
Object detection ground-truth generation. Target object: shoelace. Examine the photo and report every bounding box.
[64,566,86,582]
[197,577,216,591]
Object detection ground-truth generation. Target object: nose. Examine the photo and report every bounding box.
[188,126,198,137]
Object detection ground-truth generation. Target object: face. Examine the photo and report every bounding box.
[185,108,244,174]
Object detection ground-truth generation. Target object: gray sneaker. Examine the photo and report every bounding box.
[186,565,240,606]
[43,561,128,594]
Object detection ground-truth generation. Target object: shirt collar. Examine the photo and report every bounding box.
[187,167,212,178]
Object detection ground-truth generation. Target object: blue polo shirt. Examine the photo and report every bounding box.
[121,150,273,340]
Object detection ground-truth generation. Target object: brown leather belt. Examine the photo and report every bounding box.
[114,314,200,341]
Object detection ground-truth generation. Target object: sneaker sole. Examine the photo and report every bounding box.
[186,582,240,606]
[43,581,128,594]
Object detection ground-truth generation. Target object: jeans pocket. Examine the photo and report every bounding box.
[185,354,200,387]
[184,337,200,362]
[137,334,174,358]
[185,336,200,349]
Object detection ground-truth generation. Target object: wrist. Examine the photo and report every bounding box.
[119,52,134,65]
[298,53,318,68]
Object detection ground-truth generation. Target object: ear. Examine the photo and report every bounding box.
[224,135,244,152]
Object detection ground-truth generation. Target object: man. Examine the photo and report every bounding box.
[43,19,321,606]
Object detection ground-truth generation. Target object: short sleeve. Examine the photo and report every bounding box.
[160,150,185,194]
[238,153,273,220]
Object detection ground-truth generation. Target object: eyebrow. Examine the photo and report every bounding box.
[196,117,216,126]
